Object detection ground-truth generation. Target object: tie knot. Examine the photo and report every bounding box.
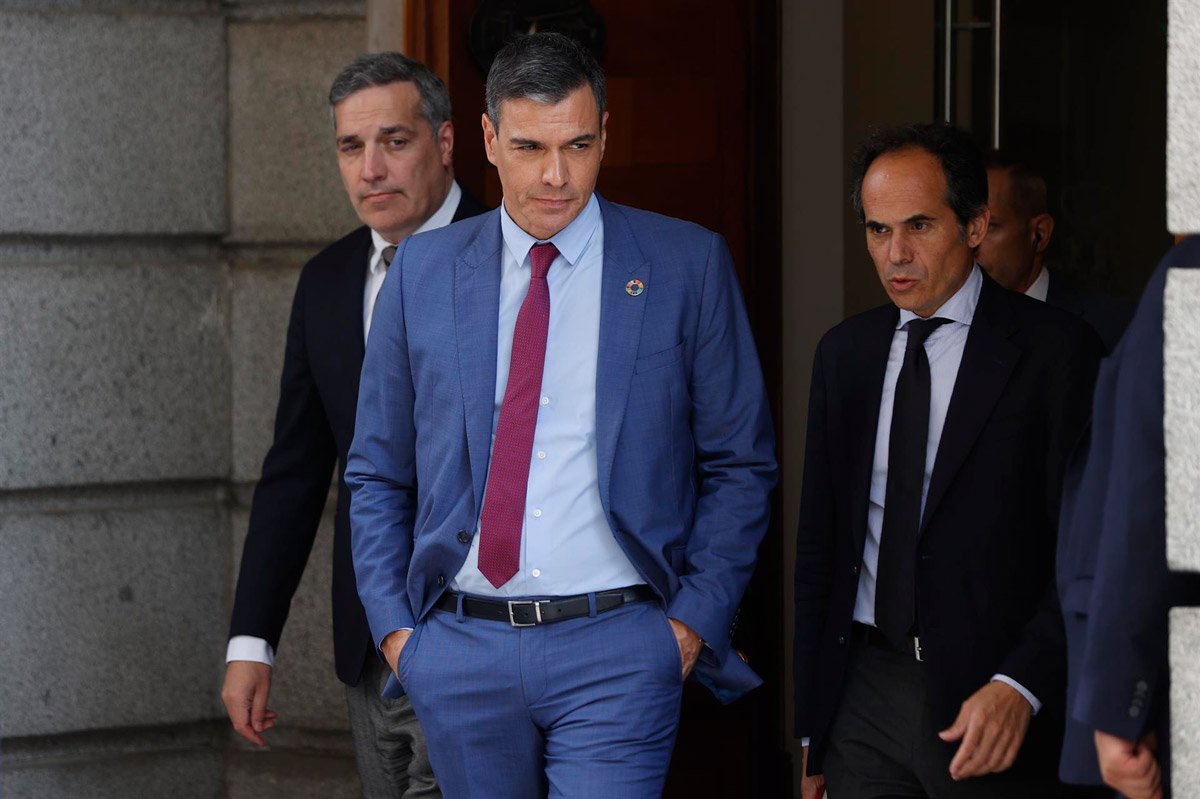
[382,245,397,271]
[905,317,950,349]
[529,242,559,279]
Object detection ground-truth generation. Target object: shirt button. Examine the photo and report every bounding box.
[537,451,546,460]
[540,396,550,406]
[532,508,542,518]
[457,530,470,544]
[531,569,541,578]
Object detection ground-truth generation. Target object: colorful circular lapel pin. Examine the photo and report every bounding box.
[625,279,645,296]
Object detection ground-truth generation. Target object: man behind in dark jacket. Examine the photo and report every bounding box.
[977,150,1133,353]
[220,52,487,798]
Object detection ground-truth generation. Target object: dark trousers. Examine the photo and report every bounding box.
[824,639,1080,799]
[346,653,441,799]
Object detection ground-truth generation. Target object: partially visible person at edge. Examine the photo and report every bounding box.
[1057,235,1200,799]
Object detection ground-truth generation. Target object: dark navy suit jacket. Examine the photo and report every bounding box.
[228,189,487,686]
[346,196,778,701]
[1057,236,1200,787]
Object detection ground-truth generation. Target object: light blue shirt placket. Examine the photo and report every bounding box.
[450,194,645,598]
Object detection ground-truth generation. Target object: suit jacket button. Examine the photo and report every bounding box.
[1129,705,1141,718]
[457,530,471,544]
[437,575,445,587]
[851,565,859,576]
[838,635,846,646]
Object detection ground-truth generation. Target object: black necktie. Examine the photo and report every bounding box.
[382,245,397,271]
[874,317,950,648]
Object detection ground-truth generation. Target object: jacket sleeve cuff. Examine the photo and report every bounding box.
[667,588,731,663]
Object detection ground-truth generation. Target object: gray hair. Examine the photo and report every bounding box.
[485,32,606,128]
[329,52,452,137]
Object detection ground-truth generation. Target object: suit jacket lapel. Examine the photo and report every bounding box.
[594,198,650,514]
[850,307,898,556]
[454,211,503,512]
[921,275,1020,531]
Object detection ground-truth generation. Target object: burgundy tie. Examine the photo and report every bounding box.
[477,242,558,587]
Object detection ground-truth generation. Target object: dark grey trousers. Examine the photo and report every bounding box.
[823,640,1066,799]
[345,654,441,799]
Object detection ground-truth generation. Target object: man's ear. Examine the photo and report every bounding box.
[1031,213,1055,253]
[438,120,454,168]
[482,112,498,167]
[966,206,990,248]
[599,110,608,159]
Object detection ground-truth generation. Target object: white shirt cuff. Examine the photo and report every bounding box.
[801,737,810,748]
[991,674,1041,714]
[226,636,275,667]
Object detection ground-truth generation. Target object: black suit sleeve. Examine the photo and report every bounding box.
[998,326,1102,703]
[794,340,837,738]
[229,267,338,653]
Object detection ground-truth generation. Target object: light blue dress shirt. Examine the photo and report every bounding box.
[450,194,645,597]
[852,264,1041,713]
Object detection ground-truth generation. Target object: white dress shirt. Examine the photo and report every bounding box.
[1024,265,1050,302]
[364,180,462,342]
[227,180,464,667]
[854,264,1041,713]
[450,193,644,597]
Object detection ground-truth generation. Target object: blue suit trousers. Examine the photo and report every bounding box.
[396,598,684,798]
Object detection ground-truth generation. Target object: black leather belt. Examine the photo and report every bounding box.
[851,621,925,662]
[434,585,659,627]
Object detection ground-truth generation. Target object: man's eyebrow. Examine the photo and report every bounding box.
[336,133,361,146]
[901,213,935,225]
[508,136,542,147]
[380,124,418,137]
[568,133,597,144]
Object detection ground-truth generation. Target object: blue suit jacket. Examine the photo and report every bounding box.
[345,196,777,701]
[1057,236,1200,786]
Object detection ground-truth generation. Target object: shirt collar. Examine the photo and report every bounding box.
[1024,265,1050,302]
[368,179,462,275]
[896,262,983,330]
[499,192,600,269]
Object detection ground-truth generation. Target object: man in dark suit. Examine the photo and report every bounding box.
[1058,236,1200,798]
[977,150,1133,352]
[794,123,1102,798]
[221,52,486,798]
[346,33,775,798]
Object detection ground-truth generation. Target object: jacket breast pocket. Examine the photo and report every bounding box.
[635,342,684,374]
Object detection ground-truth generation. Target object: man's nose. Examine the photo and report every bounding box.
[542,151,567,188]
[361,143,386,183]
[888,231,913,264]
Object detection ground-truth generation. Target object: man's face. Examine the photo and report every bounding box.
[482,85,607,240]
[861,147,988,318]
[334,82,453,243]
[977,167,1041,292]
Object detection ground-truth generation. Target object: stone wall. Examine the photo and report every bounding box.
[0,1,366,795]
[1167,1,1200,795]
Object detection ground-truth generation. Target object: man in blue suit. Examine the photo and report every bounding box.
[1058,236,1200,799]
[345,32,776,799]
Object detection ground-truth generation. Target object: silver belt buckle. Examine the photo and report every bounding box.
[507,600,542,627]
[913,636,924,662]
